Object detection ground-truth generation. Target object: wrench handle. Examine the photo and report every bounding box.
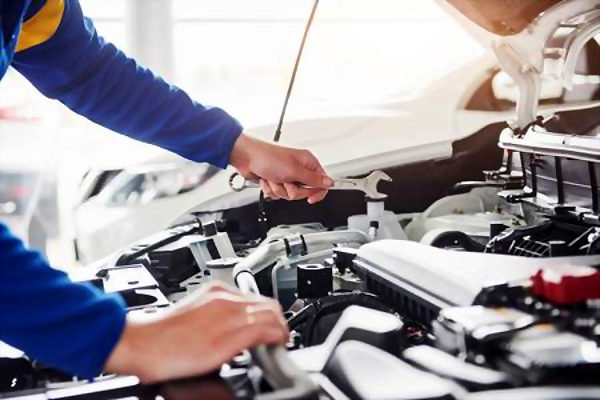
[229,173,363,193]
[230,173,315,192]
[332,178,361,191]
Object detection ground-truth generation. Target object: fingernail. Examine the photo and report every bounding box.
[323,176,334,187]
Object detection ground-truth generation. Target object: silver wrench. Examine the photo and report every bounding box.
[229,170,392,200]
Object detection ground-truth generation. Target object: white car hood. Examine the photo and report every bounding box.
[170,110,457,225]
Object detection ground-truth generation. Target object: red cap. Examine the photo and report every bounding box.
[531,265,600,305]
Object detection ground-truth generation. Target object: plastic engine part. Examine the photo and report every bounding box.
[531,265,600,305]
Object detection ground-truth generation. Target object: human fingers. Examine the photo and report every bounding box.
[281,184,323,200]
[251,299,289,334]
[307,189,328,204]
[174,281,240,309]
[238,306,289,343]
[292,150,333,189]
[282,183,303,200]
[260,179,279,200]
[267,181,289,200]
[282,183,328,204]
[210,324,289,372]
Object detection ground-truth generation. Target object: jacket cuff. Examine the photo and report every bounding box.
[81,292,127,379]
[193,107,243,169]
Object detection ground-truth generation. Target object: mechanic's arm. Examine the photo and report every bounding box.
[105,283,289,383]
[0,223,288,381]
[12,0,331,202]
[0,222,126,379]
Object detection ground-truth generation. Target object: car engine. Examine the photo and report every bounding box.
[1,0,600,399]
[2,133,598,400]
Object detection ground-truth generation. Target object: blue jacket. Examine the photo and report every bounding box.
[0,0,243,378]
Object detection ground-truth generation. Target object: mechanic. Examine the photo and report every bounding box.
[0,0,333,383]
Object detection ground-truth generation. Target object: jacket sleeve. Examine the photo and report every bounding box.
[12,0,243,168]
[0,222,127,379]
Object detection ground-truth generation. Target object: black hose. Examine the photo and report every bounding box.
[287,292,395,347]
[118,222,202,265]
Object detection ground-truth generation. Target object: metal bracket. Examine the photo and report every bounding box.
[548,13,600,88]
[493,42,542,132]
[284,234,308,259]
[491,0,600,134]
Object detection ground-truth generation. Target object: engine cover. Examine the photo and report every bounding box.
[353,240,600,326]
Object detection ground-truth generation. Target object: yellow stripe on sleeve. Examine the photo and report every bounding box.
[16,0,66,52]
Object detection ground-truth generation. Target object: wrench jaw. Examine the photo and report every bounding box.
[363,171,392,200]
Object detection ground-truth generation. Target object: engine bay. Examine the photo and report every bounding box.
[1,134,599,399]
[2,0,600,399]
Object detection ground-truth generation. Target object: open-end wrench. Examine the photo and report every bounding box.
[229,170,392,199]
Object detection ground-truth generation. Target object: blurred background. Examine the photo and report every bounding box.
[0,0,486,269]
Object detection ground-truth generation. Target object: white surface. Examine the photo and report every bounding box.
[290,306,402,373]
[405,190,520,243]
[465,387,600,400]
[410,212,519,244]
[329,341,460,400]
[508,326,600,365]
[348,201,408,241]
[357,240,600,307]
[403,345,509,385]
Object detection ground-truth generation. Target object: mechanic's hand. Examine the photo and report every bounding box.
[105,282,288,383]
[230,133,333,204]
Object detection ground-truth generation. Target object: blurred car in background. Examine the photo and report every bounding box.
[71,154,217,263]
[0,70,59,257]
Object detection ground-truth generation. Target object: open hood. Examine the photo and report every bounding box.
[444,0,563,37]
[441,0,600,140]
[441,0,600,216]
